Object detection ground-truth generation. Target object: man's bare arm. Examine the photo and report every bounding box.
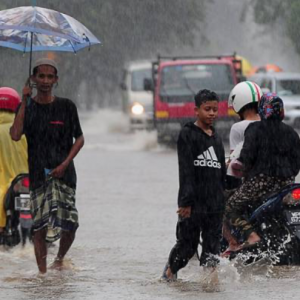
[51,135,85,178]
[10,100,26,141]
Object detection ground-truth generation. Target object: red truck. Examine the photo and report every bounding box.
[144,54,244,143]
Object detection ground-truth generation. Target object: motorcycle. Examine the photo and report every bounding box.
[226,183,300,265]
[3,173,32,247]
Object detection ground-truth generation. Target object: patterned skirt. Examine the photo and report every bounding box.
[30,178,79,242]
[225,174,294,239]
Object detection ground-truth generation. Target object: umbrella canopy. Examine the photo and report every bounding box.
[0,6,101,53]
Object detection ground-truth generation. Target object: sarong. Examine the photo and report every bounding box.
[30,178,79,242]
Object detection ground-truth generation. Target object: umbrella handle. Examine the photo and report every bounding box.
[29,32,33,78]
[24,77,33,106]
[26,82,38,106]
[27,83,37,106]
[27,96,31,106]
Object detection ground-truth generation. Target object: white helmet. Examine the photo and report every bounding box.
[228,81,262,113]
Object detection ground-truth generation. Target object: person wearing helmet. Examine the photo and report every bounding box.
[224,93,300,251]
[10,58,84,273]
[221,81,262,255]
[227,81,262,181]
[0,87,28,245]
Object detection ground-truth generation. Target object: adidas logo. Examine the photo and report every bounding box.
[194,146,221,169]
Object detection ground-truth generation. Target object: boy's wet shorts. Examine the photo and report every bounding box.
[30,178,79,242]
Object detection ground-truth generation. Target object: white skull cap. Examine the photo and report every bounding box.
[33,58,58,73]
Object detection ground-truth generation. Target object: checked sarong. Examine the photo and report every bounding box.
[30,177,79,242]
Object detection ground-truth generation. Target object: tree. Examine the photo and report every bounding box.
[0,0,209,108]
[252,0,300,55]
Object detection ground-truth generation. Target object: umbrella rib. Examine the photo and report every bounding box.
[68,39,76,53]
[83,34,91,51]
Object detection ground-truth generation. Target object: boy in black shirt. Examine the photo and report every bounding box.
[10,58,84,274]
[162,89,226,281]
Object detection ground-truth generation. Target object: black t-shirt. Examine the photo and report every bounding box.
[22,97,83,190]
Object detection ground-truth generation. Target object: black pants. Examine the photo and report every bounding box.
[168,211,223,274]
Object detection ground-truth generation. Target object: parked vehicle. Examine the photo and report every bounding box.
[226,183,300,266]
[120,61,154,130]
[144,54,244,144]
[248,72,300,128]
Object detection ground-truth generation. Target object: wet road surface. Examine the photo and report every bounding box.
[1,110,300,300]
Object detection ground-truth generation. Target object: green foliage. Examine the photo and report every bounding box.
[252,0,300,55]
[286,1,300,54]
[0,0,209,107]
[252,0,289,24]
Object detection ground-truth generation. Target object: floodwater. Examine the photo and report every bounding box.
[1,110,300,300]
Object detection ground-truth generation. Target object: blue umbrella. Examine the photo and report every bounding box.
[0,5,101,76]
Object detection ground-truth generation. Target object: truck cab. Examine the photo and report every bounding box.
[147,55,243,143]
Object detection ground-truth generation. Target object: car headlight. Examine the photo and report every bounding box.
[131,103,144,115]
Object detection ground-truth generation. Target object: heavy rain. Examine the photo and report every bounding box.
[1,0,300,299]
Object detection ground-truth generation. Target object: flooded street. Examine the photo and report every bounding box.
[1,110,300,300]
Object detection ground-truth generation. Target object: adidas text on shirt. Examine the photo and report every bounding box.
[194,146,221,169]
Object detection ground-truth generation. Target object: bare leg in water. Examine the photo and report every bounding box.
[33,227,48,274]
[50,230,76,270]
[165,267,176,280]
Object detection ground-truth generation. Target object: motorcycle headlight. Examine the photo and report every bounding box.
[131,103,144,115]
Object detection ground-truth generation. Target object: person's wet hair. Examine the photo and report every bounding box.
[238,102,258,119]
[194,89,219,108]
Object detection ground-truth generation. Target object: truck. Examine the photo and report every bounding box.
[144,54,245,143]
[120,61,154,130]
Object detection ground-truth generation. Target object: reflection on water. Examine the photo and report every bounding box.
[1,243,93,298]
[1,245,99,300]
[269,265,300,279]
[2,211,300,300]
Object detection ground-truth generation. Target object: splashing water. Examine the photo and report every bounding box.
[80,109,160,152]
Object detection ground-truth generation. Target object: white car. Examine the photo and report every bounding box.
[120,61,153,130]
[248,72,300,128]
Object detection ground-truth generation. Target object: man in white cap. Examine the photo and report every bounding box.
[10,58,84,274]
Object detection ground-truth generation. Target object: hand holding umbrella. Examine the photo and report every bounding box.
[22,77,32,103]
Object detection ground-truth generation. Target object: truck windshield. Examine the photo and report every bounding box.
[131,68,152,91]
[160,64,234,97]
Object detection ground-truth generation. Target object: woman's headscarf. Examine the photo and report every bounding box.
[258,92,284,121]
